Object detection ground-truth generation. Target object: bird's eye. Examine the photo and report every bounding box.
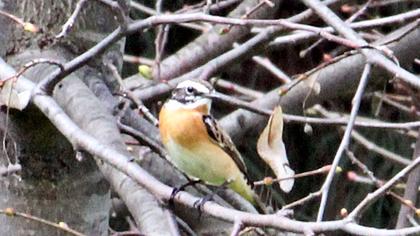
[186,86,194,94]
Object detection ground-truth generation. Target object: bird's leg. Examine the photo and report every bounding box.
[169,178,202,206]
[193,181,230,216]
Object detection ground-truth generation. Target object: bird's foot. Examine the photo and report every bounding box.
[193,194,214,217]
[169,179,202,207]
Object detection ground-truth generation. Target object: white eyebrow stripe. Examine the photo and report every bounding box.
[176,80,211,94]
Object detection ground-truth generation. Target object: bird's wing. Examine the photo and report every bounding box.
[202,115,250,181]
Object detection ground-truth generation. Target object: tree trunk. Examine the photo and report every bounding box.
[0,0,123,234]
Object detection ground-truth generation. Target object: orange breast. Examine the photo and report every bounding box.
[159,105,210,148]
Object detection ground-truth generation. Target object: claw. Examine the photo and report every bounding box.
[168,179,202,208]
[193,194,213,217]
[168,187,181,207]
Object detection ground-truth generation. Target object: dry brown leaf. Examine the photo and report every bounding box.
[257,106,295,192]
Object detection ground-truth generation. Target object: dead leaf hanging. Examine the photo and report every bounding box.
[257,106,295,192]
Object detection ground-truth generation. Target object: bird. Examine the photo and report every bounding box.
[159,80,261,208]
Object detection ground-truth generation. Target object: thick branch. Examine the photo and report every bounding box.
[396,130,420,228]
[153,0,281,81]
[1,58,420,235]
[2,53,175,235]
[220,22,419,143]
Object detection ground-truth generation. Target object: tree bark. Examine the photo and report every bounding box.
[153,0,282,81]
[396,130,420,228]
[0,0,127,235]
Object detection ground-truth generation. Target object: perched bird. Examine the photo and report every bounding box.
[159,80,260,207]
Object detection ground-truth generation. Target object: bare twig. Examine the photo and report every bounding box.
[120,91,159,127]
[117,121,167,159]
[154,0,168,81]
[176,0,242,14]
[207,90,420,130]
[210,78,263,99]
[317,64,372,221]
[2,59,64,85]
[300,0,374,57]
[346,0,374,23]
[301,0,420,91]
[56,0,88,38]
[130,1,206,31]
[123,55,154,66]
[0,208,85,236]
[350,130,410,166]
[254,165,332,186]
[133,9,420,104]
[314,105,411,166]
[252,56,292,84]
[345,150,378,183]
[2,58,420,236]
[374,92,420,117]
[0,9,39,33]
[347,156,420,219]
[271,9,420,52]
[369,0,418,8]
[397,130,420,227]
[242,0,274,19]
[230,220,243,236]
[35,11,345,95]
[105,55,159,127]
[282,190,322,210]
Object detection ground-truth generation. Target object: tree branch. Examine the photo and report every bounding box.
[1,57,419,235]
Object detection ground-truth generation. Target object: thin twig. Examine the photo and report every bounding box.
[2,59,64,85]
[210,78,263,99]
[345,149,378,183]
[254,165,332,186]
[347,156,420,219]
[0,9,40,33]
[317,63,372,221]
[347,0,373,22]
[56,0,88,38]
[230,220,244,236]
[123,55,154,66]
[350,130,410,166]
[120,91,159,127]
[154,0,168,81]
[0,208,85,236]
[300,0,374,57]
[346,150,419,219]
[207,91,420,130]
[175,216,197,236]
[117,121,167,159]
[271,9,420,48]
[2,58,420,236]
[314,105,411,166]
[252,56,292,84]
[36,11,344,95]
[369,0,417,8]
[106,55,158,127]
[282,190,322,210]
[301,0,420,92]
[134,8,420,103]
[176,0,242,14]
[374,92,420,117]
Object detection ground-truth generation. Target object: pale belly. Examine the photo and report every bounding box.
[165,139,237,186]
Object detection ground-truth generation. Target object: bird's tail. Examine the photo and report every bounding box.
[229,177,268,214]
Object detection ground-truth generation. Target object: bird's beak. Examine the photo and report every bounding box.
[202,91,217,100]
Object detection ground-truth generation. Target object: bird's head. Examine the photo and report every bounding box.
[164,80,214,112]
